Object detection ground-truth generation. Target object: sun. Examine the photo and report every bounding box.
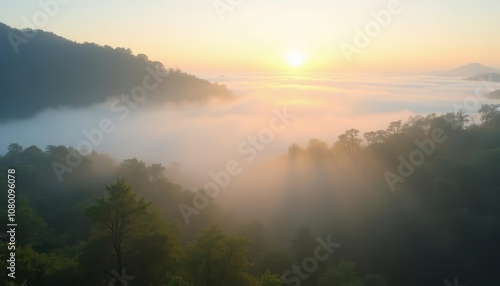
[287,52,305,67]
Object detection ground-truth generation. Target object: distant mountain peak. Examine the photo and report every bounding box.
[466,62,485,66]
[440,63,500,77]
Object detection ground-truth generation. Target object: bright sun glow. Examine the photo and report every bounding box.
[287,52,305,67]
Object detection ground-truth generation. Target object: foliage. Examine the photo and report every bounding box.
[257,270,283,286]
[2,105,500,285]
[184,225,253,286]
[82,178,181,285]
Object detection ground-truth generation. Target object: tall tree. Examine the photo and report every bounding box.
[319,260,361,286]
[185,225,254,286]
[478,104,500,128]
[147,163,166,191]
[385,120,402,136]
[84,178,180,285]
[119,158,148,187]
[4,143,23,165]
[336,129,362,151]
[257,270,283,286]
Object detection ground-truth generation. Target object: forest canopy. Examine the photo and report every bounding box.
[1,105,500,285]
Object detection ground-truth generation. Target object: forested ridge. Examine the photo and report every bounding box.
[1,104,500,285]
[0,22,233,122]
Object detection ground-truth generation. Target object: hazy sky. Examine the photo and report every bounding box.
[1,0,500,73]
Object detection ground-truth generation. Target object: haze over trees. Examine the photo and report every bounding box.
[1,105,500,285]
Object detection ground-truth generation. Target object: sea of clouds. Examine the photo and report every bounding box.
[2,73,499,180]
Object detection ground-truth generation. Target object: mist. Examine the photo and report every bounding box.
[2,72,498,224]
[1,72,496,164]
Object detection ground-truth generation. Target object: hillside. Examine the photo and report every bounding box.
[488,90,500,99]
[465,72,500,83]
[440,63,500,77]
[0,22,233,121]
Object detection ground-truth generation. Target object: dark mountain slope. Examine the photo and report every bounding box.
[0,22,233,121]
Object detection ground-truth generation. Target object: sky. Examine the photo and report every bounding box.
[1,0,500,73]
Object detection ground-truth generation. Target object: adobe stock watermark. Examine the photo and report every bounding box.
[178,107,297,224]
[51,65,168,182]
[108,268,135,286]
[283,235,341,286]
[340,0,403,62]
[213,0,243,21]
[384,127,448,192]
[7,0,72,54]
[443,276,465,286]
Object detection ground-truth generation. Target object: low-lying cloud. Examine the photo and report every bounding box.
[2,73,498,188]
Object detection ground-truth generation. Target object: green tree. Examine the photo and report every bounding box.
[83,178,180,285]
[385,120,402,136]
[147,162,167,191]
[0,243,82,286]
[336,129,362,151]
[306,138,330,159]
[119,158,148,187]
[257,270,282,286]
[478,104,500,127]
[4,143,24,165]
[445,109,470,130]
[360,274,388,286]
[184,225,253,286]
[252,248,294,276]
[363,131,382,145]
[14,196,50,248]
[319,261,361,286]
